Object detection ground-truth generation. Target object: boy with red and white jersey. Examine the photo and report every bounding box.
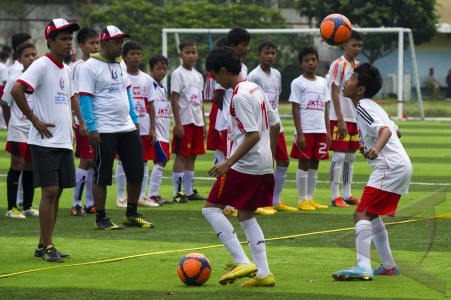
[170,41,206,203]
[328,30,363,207]
[333,63,412,281]
[248,41,297,213]
[2,43,38,219]
[203,47,279,287]
[146,54,174,205]
[289,46,331,212]
[11,18,79,262]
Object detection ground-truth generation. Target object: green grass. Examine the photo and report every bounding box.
[0,105,450,299]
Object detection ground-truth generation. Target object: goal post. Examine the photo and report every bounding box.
[162,27,424,120]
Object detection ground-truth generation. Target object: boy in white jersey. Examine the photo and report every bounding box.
[328,30,363,207]
[2,43,38,218]
[71,28,100,216]
[170,41,206,203]
[146,55,174,205]
[289,46,331,212]
[203,47,280,287]
[115,41,159,208]
[11,18,79,262]
[333,63,412,281]
[248,41,297,213]
[79,25,153,230]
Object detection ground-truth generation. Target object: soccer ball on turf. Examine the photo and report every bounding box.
[320,13,353,46]
[177,253,211,286]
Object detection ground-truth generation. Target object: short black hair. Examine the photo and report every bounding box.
[205,47,241,75]
[354,63,383,98]
[178,40,196,52]
[216,37,228,47]
[0,50,9,60]
[11,33,32,51]
[348,30,363,42]
[16,43,36,58]
[298,46,318,63]
[76,28,98,45]
[258,41,277,52]
[227,27,250,46]
[122,40,142,56]
[149,54,168,69]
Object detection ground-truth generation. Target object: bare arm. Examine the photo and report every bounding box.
[324,104,331,145]
[364,126,392,160]
[201,100,207,140]
[331,84,347,139]
[1,103,10,125]
[171,91,184,138]
[148,100,156,144]
[292,102,306,149]
[269,122,280,160]
[213,89,225,111]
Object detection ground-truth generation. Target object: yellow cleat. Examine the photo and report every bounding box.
[255,207,275,215]
[309,199,328,209]
[274,202,299,212]
[219,263,257,285]
[264,206,277,214]
[240,273,276,287]
[297,199,316,211]
[224,207,238,217]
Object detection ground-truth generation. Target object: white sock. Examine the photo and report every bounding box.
[342,152,356,200]
[16,172,23,205]
[73,168,88,207]
[214,150,225,164]
[241,218,270,277]
[273,166,288,206]
[202,207,250,264]
[115,161,127,199]
[307,169,318,200]
[172,172,183,196]
[85,168,94,207]
[148,165,165,197]
[330,152,345,200]
[296,169,308,202]
[183,170,194,195]
[140,162,148,199]
[356,220,373,269]
[372,217,396,268]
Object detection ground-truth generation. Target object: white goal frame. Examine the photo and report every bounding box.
[162,28,424,120]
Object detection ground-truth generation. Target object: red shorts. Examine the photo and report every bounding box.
[75,126,94,159]
[171,124,206,157]
[6,141,32,161]
[356,186,401,217]
[152,141,170,164]
[290,133,329,160]
[275,132,289,161]
[141,135,155,161]
[330,120,360,151]
[207,103,222,151]
[207,169,274,211]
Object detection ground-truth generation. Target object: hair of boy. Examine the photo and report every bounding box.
[76,28,98,45]
[122,40,142,57]
[205,47,241,75]
[46,28,77,50]
[258,41,277,53]
[354,63,383,98]
[349,29,362,41]
[216,37,228,47]
[298,46,318,63]
[149,54,169,69]
[178,40,197,52]
[0,50,9,60]
[227,27,250,46]
[2,45,12,53]
[16,43,36,58]
[11,33,32,52]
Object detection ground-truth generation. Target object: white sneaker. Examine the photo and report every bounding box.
[138,197,160,207]
[116,197,127,208]
[23,208,40,217]
[5,207,26,219]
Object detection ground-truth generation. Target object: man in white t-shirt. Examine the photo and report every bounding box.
[11,18,79,262]
[0,50,9,129]
[333,63,412,281]
[203,47,280,288]
[79,25,154,230]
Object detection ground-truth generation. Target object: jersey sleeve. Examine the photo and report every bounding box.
[232,94,258,133]
[17,59,44,93]
[357,102,387,138]
[1,73,20,106]
[288,79,304,104]
[329,59,344,87]
[148,80,158,102]
[264,93,280,127]
[78,62,95,96]
[170,69,183,93]
[72,62,81,94]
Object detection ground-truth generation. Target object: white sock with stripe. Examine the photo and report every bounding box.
[296,169,308,202]
[115,161,126,199]
[241,217,270,277]
[273,166,288,206]
[148,164,165,197]
[372,217,396,268]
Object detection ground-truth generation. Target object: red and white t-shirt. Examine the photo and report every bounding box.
[289,75,330,134]
[127,71,153,135]
[170,65,204,126]
[149,76,170,143]
[328,55,359,122]
[357,99,412,195]
[17,54,74,149]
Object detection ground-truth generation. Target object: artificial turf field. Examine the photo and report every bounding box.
[0,107,449,299]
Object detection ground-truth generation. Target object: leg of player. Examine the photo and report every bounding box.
[72,166,88,216]
[6,166,24,218]
[330,151,348,207]
[343,152,360,205]
[138,161,159,207]
[371,216,400,275]
[115,160,127,208]
[84,167,95,213]
[21,162,37,216]
[172,154,188,203]
[185,154,206,201]
[272,160,297,212]
[296,160,315,211]
[16,173,24,208]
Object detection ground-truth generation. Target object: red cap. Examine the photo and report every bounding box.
[45,18,80,40]
[100,25,131,42]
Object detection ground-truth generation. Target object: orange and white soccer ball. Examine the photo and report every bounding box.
[320,14,353,46]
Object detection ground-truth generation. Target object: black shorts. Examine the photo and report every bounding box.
[30,145,76,188]
[93,130,144,186]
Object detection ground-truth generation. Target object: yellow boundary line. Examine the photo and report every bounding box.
[1,213,449,279]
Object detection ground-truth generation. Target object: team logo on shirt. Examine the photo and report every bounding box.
[112,69,119,80]
[59,77,65,90]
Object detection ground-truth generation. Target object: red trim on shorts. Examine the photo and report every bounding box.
[5,141,32,161]
[356,186,401,217]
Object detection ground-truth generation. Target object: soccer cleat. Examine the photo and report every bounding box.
[332,266,374,281]
[123,213,154,228]
[219,263,258,285]
[35,246,71,259]
[150,195,173,205]
[224,207,238,217]
[138,197,160,207]
[332,196,349,207]
[309,199,328,209]
[297,200,316,211]
[84,205,96,214]
[23,208,40,217]
[95,218,122,230]
[255,207,275,215]
[264,206,278,214]
[71,205,86,216]
[373,264,400,276]
[5,207,26,219]
[185,189,206,201]
[41,245,64,263]
[172,192,189,203]
[116,197,127,208]
[240,273,276,287]
[274,202,298,212]
[343,195,360,205]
